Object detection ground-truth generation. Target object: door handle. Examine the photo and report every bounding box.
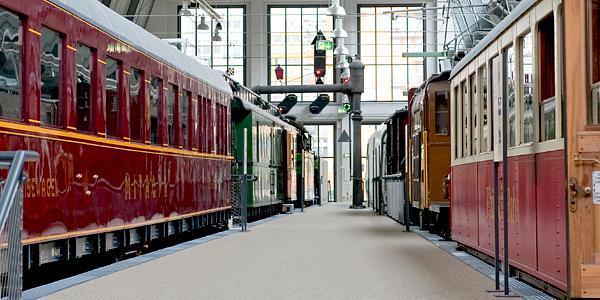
[568,177,591,212]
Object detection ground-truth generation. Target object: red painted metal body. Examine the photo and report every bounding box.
[0,0,232,245]
[451,150,567,290]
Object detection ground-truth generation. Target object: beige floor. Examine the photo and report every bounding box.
[45,203,502,300]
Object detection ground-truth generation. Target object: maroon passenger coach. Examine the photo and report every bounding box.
[0,0,233,266]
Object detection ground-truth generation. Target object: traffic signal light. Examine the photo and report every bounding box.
[312,30,327,84]
[309,94,330,114]
[277,94,297,114]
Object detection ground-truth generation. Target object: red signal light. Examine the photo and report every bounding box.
[314,68,324,78]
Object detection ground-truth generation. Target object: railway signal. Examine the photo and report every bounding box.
[309,94,330,114]
[277,94,297,114]
[312,31,327,84]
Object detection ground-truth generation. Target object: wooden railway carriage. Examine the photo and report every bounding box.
[450,0,600,297]
[0,0,233,268]
[408,72,451,235]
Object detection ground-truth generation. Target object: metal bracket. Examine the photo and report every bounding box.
[569,177,592,212]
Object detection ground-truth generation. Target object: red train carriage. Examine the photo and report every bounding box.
[450,0,600,297]
[0,0,233,267]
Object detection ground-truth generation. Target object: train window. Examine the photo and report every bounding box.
[40,27,62,127]
[470,74,478,154]
[150,77,161,145]
[167,84,176,147]
[435,92,448,135]
[208,98,214,153]
[181,90,190,149]
[105,58,119,137]
[521,33,534,144]
[480,65,489,152]
[505,45,516,147]
[462,81,469,156]
[453,86,459,158]
[0,8,21,121]
[130,68,143,142]
[538,14,556,139]
[590,0,600,124]
[198,95,204,152]
[76,44,93,132]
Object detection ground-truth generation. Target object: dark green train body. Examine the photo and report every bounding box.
[228,78,316,218]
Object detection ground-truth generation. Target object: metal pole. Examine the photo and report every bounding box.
[349,59,365,209]
[242,128,248,231]
[404,124,410,232]
[493,162,500,290]
[501,52,510,296]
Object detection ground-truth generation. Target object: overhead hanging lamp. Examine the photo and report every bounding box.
[212,29,222,42]
[326,0,346,17]
[179,1,193,17]
[197,15,209,30]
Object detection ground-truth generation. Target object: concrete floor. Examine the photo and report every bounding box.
[44,203,504,300]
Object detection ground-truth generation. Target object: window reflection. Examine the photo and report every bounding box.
[522,33,534,143]
[0,8,22,121]
[181,90,190,149]
[105,58,119,137]
[130,68,143,142]
[40,27,61,126]
[76,44,92,131]
[150,77,160,145]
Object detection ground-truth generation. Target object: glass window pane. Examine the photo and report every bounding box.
[40,27,62,126]
[76,44,92,132]
[130,68,143,142]
[106,58,119,137]
[481,66,489,151]
[506,46,516,147]
[150,77,160,145]
[470,74,478,154]
[522,33,534,143]
[181,91,190,149]
[167,84,176,146]
[0,8,21,121]
[435,92,449,135]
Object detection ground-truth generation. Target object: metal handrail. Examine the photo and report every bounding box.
[0,150,38,299]
[0,151,38,235]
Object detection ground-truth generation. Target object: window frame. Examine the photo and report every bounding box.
[39,26,65,128]
[357,4,426,102]
[0,8,23,122]
[104,57,121,138]
[267,4,335,102]
[177,4,247,84]
[519,31,535,145]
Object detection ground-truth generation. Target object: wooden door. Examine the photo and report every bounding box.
[565,0,600,297]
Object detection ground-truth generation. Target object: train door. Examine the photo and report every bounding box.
[565,0,600,297]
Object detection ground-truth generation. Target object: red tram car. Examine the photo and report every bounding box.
[450,0,600,297]
[0,0,233,267]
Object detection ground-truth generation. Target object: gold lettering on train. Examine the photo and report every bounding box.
[497,187,520,224]
[486,186,493,220]
[124,172,172,201]
[106,42,133,54]
[25,177,60,198]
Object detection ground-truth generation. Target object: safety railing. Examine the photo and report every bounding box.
[0,151,39,299]
[381,173,410,232]
[231,174,257,232]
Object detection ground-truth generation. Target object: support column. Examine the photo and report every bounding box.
[349,59,365,209]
